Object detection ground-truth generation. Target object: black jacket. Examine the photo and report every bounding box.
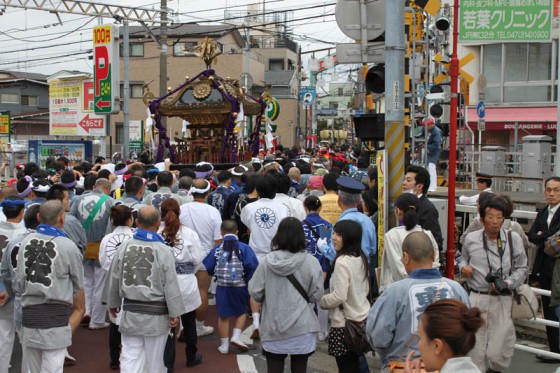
[529,205,560,284]
[418,195,443,252]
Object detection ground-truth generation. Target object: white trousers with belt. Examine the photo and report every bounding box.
[469,292,515,372]
[0,318,15,373]
[25,346,65,373]
[120,332,167,373]
[83,261,107,326]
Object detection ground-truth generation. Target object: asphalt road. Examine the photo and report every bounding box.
[8,303,560,373]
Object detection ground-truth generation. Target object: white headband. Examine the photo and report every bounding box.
[32,184,51,193]
[231,164,249,176]
[189,182,211,195]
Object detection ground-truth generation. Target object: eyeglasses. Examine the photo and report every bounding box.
[545,188,560,193]
[485,216,504,222]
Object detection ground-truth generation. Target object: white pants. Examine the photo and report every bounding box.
[83,261,108,325]
[0,318,15,373]
[121,333,167,373]
[26,346,65,373]
[428,162,437,191]
[469,292,515,372]
[17,332,30,373]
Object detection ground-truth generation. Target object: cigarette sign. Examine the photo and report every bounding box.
[93,24,120,114]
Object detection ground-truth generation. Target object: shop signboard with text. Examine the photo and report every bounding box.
[49,78,106,136]
[459,1,553,42]
[93,24,120,114]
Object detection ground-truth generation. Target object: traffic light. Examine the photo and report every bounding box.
[366,64,385,94]
[428,84,444,118]
[430,104,443,118]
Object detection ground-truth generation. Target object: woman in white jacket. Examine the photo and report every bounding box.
[320,219,370,373]
[159,198,205,367]
[379,193,439,292]
[99,205,134,369]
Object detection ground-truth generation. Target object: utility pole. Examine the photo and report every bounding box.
[446,0,460,278]
[384,0,405,209]
[123,20,130,161]
[159,0,168,127]
[296,45,302,147]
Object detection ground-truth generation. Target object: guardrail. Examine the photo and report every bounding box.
[515,287,560,360]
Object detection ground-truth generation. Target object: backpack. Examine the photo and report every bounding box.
[214,242,245,287]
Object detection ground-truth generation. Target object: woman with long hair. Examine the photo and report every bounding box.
[379,193,439,292]
[405,299,484,373]
[249,217,324,373]
[159,198,205,367]
[320,219,371,373]
[99,204,134,369]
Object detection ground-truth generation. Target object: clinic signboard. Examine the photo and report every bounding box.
[93,24,120,114]
[459,1,553,42]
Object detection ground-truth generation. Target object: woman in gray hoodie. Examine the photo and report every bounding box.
[249,217,324,373]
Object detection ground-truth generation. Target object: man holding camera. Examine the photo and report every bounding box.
[460,197,528,373]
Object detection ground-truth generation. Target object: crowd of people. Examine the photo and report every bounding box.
[0,142,555,373]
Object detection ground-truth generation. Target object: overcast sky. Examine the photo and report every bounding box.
[0,0,354,79]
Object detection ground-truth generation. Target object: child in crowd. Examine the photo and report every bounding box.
[203,220,259,354]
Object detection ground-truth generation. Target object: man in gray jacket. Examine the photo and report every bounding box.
[459,197,528,372]
[105,206,186,372]
[70,178,114,329]
[367,231,470,372]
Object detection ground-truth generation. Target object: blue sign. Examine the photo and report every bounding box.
[477,101,485,119]
[300,87,316,106]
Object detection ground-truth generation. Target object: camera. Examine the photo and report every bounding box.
[485,271,511,295]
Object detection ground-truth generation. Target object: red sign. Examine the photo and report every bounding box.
[79,114,104,133]
[317,55,337,73]
[82,80,94,112]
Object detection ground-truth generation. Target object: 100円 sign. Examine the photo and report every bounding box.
[93,24,120,114]
[459,1,553,43]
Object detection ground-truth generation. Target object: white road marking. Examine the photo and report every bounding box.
[237,326,258,372]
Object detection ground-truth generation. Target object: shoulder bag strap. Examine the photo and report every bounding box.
[507,230,513,276]
[83,194,109,231]
[303,219,320,240]
[287,274,309,303]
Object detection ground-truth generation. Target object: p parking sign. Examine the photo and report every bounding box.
[93,25,120,114]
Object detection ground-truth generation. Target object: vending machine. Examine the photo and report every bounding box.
[28,140,93,168]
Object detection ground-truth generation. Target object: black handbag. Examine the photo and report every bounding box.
[343,318,372,354]
[163,327,176,369]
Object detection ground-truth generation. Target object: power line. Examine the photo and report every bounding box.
[1,10,338,59]
[0,49,91,66]
[0,17,96,42]
[0,3,341,69]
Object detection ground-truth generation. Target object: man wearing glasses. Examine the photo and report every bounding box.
[458,172,493,206]
[460,197,528,373]
[529,176,560,363]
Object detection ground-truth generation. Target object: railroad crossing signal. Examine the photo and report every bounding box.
[433,52,475,85]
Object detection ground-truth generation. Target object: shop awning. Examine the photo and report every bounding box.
[466,106,558,131]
